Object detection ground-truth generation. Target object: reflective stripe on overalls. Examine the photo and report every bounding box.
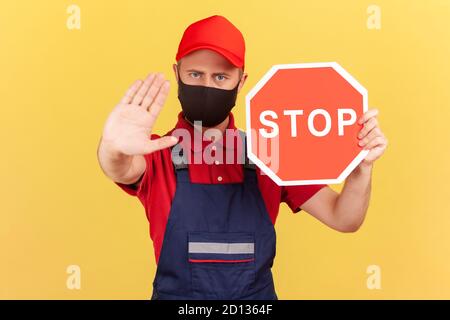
[151,130,277,300]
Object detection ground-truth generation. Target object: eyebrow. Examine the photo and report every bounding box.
[185,69,232,76]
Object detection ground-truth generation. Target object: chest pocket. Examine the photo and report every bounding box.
[188,231,256,299]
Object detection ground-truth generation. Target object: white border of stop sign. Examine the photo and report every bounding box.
[245,62,369,186]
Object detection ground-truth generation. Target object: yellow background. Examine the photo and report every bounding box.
[1,0,449,299]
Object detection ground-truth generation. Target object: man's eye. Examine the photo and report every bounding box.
[190,72,200,78]
[216,75,226,81]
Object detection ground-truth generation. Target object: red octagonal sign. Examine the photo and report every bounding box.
[246,62,369,186]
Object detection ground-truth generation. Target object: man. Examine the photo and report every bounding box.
[97,15,387,300]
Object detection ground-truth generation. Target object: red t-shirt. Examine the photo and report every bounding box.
[115,112,327,263]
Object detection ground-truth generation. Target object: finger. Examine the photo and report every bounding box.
[120,80,143,104]
[358,117,378,139]
[358,108,379,124]
[359,128,382,147]
[364,145,385,162]
[147,80,170,125]
[142,135,178,154]
[142,73,166,110]
[362,136,387,150]
[131,73,156,106]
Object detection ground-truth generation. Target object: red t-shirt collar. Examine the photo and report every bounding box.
[172,111,242,153]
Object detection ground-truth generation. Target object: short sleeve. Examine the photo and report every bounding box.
[281,184,328,213]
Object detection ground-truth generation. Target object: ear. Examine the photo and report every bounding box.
[173,63,179,82]
[237,72,248,94]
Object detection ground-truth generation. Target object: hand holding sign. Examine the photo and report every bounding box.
[357,108,388,166]
[246,62,379,186]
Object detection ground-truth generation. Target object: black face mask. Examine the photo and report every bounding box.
[177,71,240,127]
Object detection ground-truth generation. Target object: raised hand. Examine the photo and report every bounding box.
[102,73,178,156]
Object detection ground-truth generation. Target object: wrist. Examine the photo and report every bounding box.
[100,137,127,160]
[356,161,373,174]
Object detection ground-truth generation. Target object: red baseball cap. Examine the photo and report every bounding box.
[175,15,246,70]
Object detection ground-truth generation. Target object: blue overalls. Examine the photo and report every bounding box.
[151,131,277,300]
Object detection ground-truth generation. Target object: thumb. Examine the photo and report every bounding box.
[143,136,178,154]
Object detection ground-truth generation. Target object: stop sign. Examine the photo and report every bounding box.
[245,62,369,186]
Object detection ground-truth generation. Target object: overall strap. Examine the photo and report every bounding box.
[237,129,257,171]
[171,143,188,171]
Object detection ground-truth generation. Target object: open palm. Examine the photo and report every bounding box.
[102,73,178,156]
